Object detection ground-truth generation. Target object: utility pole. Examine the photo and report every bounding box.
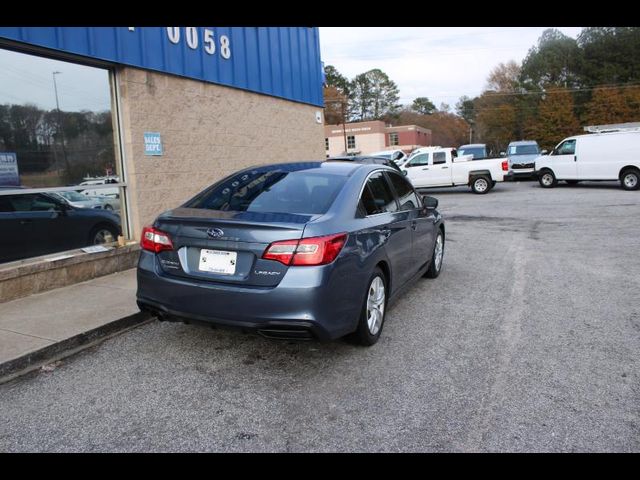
[52,71,71,181]
[341,100,347,154]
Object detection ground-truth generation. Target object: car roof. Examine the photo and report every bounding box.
[508,140,538,146]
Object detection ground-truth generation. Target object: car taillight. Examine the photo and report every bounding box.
[262,233,347,266]
[502,160,509,171]
[141,226,173,253]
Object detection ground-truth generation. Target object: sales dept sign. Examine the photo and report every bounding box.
[144,132,163,156]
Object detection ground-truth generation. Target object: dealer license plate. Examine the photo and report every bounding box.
[198,249,237,275]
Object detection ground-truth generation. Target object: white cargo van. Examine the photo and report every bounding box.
[535,130,640,190]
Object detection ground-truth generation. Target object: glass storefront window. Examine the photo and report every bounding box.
[0,47,125,264]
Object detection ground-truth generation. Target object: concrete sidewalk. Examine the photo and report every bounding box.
[0,268,150,383]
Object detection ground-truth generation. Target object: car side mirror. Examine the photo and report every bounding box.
[403,170,408,176]
[422,195,438,209]
[500,151,506,157]
[541,149,548,155]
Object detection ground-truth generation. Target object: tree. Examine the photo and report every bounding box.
[584,86,639,125]
[577,27,640,86]
[411,97,436,115]
[527,88,581,151]
[323,86,348,125]
[323,64,350,97]
[520,29,582,90]
[348,69,400,121]
[392,110,469,147]
[486,61,521,92]
[474,93,518,153]
[455,96,476,124]
[438,103,451,113]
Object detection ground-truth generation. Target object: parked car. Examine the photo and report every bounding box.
[0,189,121,263]
[368,149,409,167]
[136,161,445,346]
[506,140,544,179]
[402,147,509,194]
[458,143,491,160]
[78,177,120,199]
[53,191,120,212]
[53,191,105,209]
[535,130,640,190]
[327,155,403,173]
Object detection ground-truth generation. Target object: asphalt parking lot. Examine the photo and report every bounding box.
[1,180,639,452]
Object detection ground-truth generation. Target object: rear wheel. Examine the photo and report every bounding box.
[539,170,557,188]
[424,230,444,278]
[620,169,640,191]
[350,267,387,346]
[471,175,491,194]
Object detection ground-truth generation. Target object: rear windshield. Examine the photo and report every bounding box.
[458,147,486,159]
[185,167,347,215]
[509,144,539,155]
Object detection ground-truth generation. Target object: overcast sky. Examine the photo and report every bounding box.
[0,48,111,112]
[319,27,583,110]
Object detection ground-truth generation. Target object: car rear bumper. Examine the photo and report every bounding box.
[136,250,363,341]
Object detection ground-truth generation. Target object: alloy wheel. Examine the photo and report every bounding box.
[366,276,386,335]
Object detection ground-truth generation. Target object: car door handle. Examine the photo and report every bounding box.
[441,166,449,169]
[20,219,32,225]
[421,167,429,170]
[574,155,577,162]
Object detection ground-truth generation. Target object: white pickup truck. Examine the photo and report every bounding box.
[401,147,509,194]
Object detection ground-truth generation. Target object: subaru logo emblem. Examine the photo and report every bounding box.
[206,228,224,238]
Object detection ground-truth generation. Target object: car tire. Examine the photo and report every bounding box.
[620,168,640,191]
[89,225,118,245]
[539,170,557,188]
[471,175,492,194]
[349,267,387,347]
[424,229,445,279]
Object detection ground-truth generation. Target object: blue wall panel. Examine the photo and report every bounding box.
[0,26,324,107]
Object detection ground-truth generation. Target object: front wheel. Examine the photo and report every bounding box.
[424,230,444,278]
[620,169,640,191]
[350,268,387,346]
[471,175,492,194]
[539,170,557,188]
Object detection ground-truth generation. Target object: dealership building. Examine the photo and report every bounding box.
[324,120,432,157]
[0,27,325,300]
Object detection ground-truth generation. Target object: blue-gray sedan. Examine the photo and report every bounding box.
[136,161,445,346]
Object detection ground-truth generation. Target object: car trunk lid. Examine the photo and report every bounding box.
[153,208,317,287]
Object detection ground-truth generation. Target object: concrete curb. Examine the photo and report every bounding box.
[0,311,152,385]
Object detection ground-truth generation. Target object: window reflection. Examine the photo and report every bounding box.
[0,48,122,264]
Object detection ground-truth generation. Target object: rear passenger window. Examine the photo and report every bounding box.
[387,173,421,211]
[433,152,447,165]
[359,172,398,215]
